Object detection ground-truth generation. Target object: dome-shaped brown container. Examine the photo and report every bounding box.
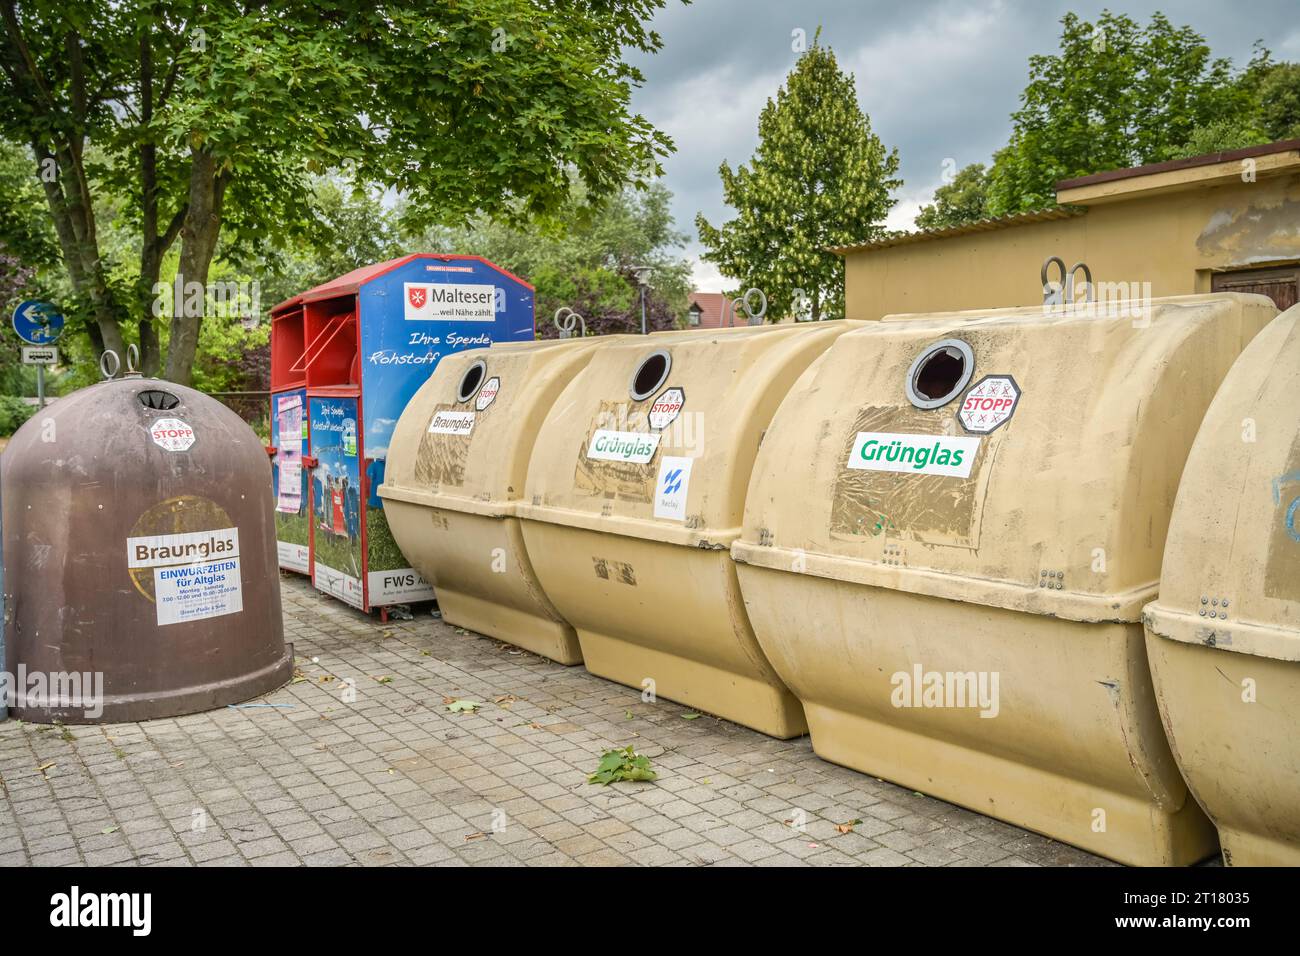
[2,376,293,722]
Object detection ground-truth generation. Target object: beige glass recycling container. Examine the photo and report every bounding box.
[380,338,611,664]
[731,293,1277,865]
[1143,303,1300,866]
[516,322,858,737]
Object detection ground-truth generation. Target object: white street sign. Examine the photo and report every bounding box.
[21,346,58,366]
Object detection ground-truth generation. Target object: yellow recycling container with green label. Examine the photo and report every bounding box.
[516,322,858,737]
[380,337,612,664]
[730,293,1276,865]
[1143,303,1300,866]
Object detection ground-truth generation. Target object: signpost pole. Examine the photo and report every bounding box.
[12,300,65,410]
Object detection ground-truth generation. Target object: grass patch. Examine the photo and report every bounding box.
[365,506,407,571]
[313,527,361,578]
[275,508,310,548]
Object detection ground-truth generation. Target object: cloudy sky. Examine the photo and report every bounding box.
[624,0,1300,290]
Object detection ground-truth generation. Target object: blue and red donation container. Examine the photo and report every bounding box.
[268,254,535,613]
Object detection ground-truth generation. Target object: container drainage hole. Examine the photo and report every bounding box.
[457,361,486,402]
[630,351,671,401]
[138,389,180,410]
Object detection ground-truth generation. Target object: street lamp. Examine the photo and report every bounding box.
[630,265,652,335]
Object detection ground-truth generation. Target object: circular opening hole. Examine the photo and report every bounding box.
[457,361,486,403]
[906,339,973,409]
[138,389,180,411]
[629,351,671,401]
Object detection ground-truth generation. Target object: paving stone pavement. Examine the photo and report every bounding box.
[0,573,1110,867]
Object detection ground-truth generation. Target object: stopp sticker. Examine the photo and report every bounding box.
[647,387,685,431]
[150,417,195,451]
[957,375,1020,434]
[475,376,501,411]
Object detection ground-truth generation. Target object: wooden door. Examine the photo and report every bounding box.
[1212,266,1300,311]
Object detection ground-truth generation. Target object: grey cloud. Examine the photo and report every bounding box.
[626,0,1300,286]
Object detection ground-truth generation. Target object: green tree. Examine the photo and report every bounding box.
[1162,119,1270,161]
[0,0,673,383]
[986,11,1250,216]
[253,177,406,314]
[420,179,693,331]
[915,163,989,231]
[696,39,899,321]
[1257,62,1300,140]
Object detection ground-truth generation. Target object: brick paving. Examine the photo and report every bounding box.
[0,573,1108,867]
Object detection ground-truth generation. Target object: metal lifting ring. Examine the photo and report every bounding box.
[99,349,121,380]
[1041,256,1094,305]
[1041,256,1067,305]
[1068,261,1094,304]
[727,288,768,326]
[100,343,143,380]
[553,307,586,339]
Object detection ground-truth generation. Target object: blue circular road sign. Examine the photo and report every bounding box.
[12,300,64,345]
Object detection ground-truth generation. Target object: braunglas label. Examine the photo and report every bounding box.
[427,410,476,435]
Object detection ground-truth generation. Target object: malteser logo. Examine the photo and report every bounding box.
[50,886,151,936]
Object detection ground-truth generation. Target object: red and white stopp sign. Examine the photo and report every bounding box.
[647,387,685,431]
[150,417,196,451]
[475,376,501,411]
[957,376,1020,434]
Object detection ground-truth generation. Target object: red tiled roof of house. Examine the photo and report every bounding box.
[687,292,733,328]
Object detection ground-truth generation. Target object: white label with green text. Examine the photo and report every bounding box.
[586,429,661,464]
[848,432,980,478]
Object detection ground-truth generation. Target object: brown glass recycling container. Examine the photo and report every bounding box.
[2,377,293,722]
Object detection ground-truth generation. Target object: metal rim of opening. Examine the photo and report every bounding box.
[629,350,672,401]
[457,360,487,403]
[138,389,181,411]
[905,338,974,409]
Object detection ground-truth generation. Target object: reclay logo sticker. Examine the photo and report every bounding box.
[653,456,694,520]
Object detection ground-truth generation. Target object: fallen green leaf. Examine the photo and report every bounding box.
[587,746,657,786]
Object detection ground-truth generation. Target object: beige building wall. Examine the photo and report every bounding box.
[842,164,1300,319]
